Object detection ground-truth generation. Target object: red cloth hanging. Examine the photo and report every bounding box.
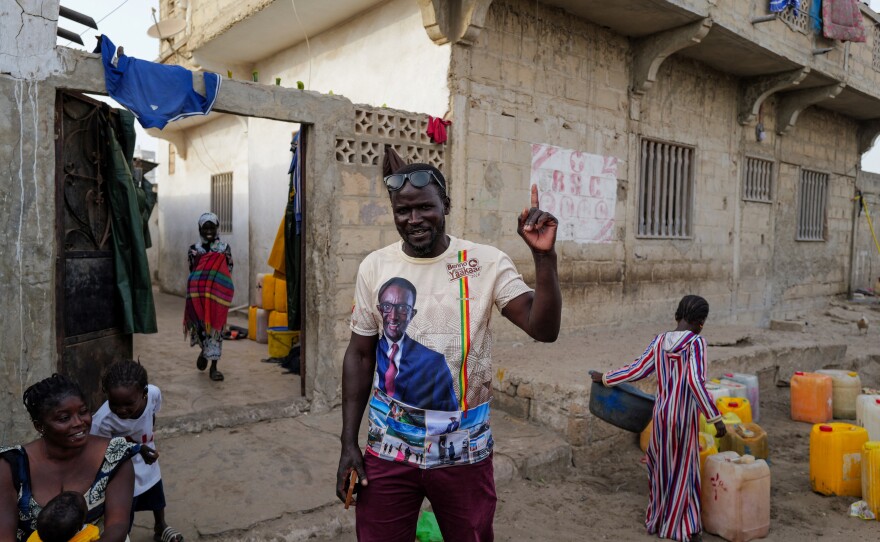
[426,116,451,144]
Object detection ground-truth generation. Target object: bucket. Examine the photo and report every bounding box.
[268,310,288,329]
[589,380,655,433]
[267,326,299,358]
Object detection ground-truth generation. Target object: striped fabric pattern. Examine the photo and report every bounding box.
[457,249,471,412]
[605,331,722,541]
[184,251,234,336]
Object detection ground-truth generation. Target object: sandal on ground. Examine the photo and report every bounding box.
[210,367,225,381]
[154,526,184,542]
[196,355,208,371]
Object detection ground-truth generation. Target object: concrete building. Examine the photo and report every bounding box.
[4,0,880,441]
[155,0,880,328]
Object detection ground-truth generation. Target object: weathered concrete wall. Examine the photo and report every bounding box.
[853,170,880,292]
[770,107,858,319]
[245,117,301,303]
[254,0,450,115]
[0,77,57,444]
[156,115,251,309]
[0,0,61,442]
[1,41,360,418]
[446,0,860,336]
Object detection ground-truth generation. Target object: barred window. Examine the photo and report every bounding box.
[743,156,774,203]
[796,169,828,241]
[211,172,233,234]
[637,138,695,238]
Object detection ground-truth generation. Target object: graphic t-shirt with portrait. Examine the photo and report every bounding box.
[350,236,532,468]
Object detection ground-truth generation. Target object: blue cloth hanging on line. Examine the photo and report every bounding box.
[810,0,823,31]
[769,0,800,13]
[100,35,222,130]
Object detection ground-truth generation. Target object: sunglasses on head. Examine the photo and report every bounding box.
[383,170,445,192]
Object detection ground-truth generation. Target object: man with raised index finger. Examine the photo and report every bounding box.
[336,162,562,542]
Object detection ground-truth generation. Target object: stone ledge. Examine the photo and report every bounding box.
[769,319,806,332]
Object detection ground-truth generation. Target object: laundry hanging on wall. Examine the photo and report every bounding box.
[769,0,800,13]
[99,35,222,129]
[810,0,823,32]
[426,116,451,144]
[822,0,866,42]
[98,107,158,334]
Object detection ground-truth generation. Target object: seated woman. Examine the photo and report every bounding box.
[0,374,139,542]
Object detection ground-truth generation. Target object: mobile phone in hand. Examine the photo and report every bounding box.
[344,471,358,509]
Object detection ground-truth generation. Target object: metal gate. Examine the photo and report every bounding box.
[55,91,132,410]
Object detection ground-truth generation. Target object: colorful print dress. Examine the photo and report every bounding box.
[0,437,139,541]
[603,331,721,541]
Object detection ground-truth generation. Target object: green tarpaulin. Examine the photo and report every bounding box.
[100,108,157,334]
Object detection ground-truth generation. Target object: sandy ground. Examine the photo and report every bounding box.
[489,382,880,542]
[317,300,880,542]
[130,291,880,541]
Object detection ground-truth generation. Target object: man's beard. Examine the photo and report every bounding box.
[401,217,445,257]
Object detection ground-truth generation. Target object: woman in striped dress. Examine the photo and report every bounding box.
[591,295,726,542]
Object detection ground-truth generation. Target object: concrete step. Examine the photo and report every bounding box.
[490,323,850,466]
[141,407,569,541]
[157,397,311,437]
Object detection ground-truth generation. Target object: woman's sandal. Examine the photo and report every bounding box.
[210,367,225,381]
[196,355,208,371]
[154,526,184,542]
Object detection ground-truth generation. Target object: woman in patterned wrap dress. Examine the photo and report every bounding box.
[592,295,726,542]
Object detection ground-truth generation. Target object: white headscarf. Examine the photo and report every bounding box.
[196,212,228,254]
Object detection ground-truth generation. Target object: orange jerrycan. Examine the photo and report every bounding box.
[862,441,880,519]
[810,423,868,497]
[717,397,753,424]
[702,452,771,542]
[791,372,832,424]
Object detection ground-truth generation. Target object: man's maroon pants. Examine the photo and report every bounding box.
[355,452,496,541]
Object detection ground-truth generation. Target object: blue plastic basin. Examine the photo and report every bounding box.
[589,380,655,433]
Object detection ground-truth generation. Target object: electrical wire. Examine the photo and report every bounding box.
[291,0,312,90]
[62,0,135,47]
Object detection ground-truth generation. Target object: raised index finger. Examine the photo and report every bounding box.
[531,184,539,209]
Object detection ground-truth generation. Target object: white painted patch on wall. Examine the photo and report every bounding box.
[530,143,619,244]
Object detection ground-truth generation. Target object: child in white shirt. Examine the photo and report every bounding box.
[91,360,183,542]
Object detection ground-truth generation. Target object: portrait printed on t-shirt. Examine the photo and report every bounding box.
[374,277,458,411]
